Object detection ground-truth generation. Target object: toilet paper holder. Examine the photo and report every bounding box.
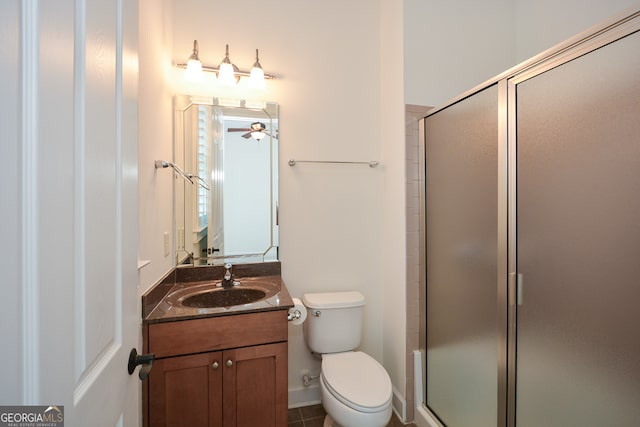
[288,309,303,321]
[288,297,308,325]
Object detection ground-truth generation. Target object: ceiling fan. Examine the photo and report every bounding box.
[227,121,276,141]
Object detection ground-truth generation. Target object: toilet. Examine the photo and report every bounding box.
[302,291,393,427]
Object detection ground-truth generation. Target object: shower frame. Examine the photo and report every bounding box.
[418,8,640,427]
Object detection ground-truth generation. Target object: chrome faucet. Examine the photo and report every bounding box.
[220,263,239,288]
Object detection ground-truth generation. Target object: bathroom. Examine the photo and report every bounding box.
[2,0,639,426]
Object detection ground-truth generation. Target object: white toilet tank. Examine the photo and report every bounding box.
[302,291,365,354]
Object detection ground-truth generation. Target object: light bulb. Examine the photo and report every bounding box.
[217,44,239,86]
[249,49,266,90]
[218,62,236,85]
[185,58,203,82]
[184,40,203,82]
[251,131,266,141]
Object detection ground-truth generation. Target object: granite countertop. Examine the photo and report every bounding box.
[142,262,294,324]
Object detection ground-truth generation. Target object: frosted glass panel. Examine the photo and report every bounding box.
[516,31,640,426]
[425,85,498,427]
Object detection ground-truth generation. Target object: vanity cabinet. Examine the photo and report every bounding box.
[144,310,288,427]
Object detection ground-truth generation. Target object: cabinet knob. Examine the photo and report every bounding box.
[226,359,233,367]
[212,361,219,369]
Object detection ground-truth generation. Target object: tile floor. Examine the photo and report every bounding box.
[287,404,417,427]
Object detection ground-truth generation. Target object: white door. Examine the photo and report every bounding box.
[0,1,140,426]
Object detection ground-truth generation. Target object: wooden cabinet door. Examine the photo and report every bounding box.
[149,352,223,427]
[223,342,288,427]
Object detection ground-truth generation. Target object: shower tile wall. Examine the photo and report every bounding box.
[405,104,431,422]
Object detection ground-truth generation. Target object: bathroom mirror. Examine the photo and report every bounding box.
[174,95,279,266]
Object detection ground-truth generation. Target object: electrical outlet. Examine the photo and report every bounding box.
[163,232,170,257]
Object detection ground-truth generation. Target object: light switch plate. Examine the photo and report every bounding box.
[163,232,170,257]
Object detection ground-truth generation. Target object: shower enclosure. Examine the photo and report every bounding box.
[420,10,640,427]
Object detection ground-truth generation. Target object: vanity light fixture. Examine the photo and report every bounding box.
[217,44,240,85]
[184,40,203,82]
[176,41,276,84]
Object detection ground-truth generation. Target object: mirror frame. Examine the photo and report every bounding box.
[173,94,279,267]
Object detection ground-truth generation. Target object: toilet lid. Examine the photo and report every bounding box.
[321,351,392,413]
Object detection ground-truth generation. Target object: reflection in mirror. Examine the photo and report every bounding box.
[174,95,279,267]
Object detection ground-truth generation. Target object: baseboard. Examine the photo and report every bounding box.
[392,386,407,422]
[288,384,321,409]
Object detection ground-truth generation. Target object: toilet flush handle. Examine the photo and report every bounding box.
[312,310,321,317]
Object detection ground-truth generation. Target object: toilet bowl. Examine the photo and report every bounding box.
[301,292,393,427]
[320,351,392,427]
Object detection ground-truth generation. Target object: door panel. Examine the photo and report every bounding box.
[149,352,223,427]
[224,343,287,427]
[515,30,640,427]
[424,84,499,427]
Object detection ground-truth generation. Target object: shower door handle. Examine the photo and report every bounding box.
[509,273,524,306]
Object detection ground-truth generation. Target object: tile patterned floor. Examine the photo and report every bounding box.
[287,404,417,427]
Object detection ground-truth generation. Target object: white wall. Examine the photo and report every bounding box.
[169,0,390,406]
[403,0,640,108]
[403,0,516,107]
[138,0,175,294]
[514,0,640,62]
[381,0,410,412]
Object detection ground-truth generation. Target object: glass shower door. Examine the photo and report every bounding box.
[424,84,499,427]
[515,30,640,426]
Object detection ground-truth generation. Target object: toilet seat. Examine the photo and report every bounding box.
[321,351,392,413]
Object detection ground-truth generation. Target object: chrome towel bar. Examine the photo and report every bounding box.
[288,159,379,168]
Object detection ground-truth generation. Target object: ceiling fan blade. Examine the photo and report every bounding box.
[241,132,252,139]
[227,127,251,132]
